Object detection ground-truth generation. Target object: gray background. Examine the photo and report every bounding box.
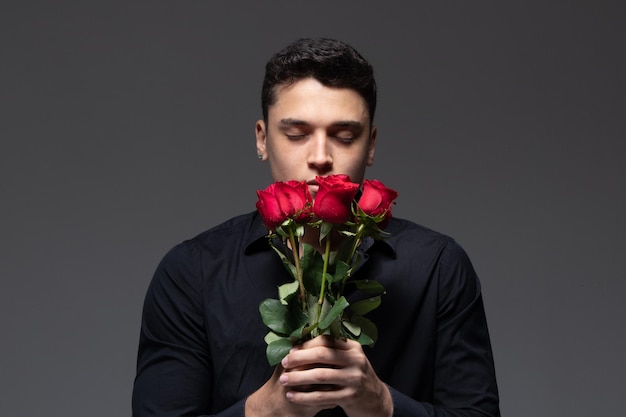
[1,1,624,416]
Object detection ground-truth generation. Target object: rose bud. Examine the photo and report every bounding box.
[357,179,398,228]
[313,175,360,224]
[256,180,311,230]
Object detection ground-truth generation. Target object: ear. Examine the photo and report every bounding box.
[255,120,267,160]
[366,125,377,166]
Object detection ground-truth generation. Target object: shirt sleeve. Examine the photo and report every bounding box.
[131,241,246,417]
[389,238,500,417]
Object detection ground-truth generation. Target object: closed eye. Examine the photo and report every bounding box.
[286,134,307,141]
[334,136,355,144]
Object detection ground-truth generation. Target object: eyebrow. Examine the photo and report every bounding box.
[279,118,309,127]
[278,118,364,129]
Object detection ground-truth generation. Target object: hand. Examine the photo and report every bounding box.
[245,364,331,417]
[278,336,393,417]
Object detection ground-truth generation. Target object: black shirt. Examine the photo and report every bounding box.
[132,211,500,416]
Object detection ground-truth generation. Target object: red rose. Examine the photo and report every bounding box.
[313,175,360,224]
[256,180,312,230]
[358,179,398,225]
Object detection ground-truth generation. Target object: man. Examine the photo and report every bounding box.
[133,38,500,417]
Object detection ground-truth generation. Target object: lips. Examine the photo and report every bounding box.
[306,179,319,196]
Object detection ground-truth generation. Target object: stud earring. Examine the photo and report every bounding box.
[257,153,263,160]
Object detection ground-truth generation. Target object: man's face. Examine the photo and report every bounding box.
[256,77,376,198]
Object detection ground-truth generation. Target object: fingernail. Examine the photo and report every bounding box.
[281,356,288,367]
[279,374,288,385]
[286,391,294,401]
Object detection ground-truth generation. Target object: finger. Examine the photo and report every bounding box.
[296,335,352,350]
[286,340,368,371]
[285,385,354,407]
[283,346,350,370]
[281,365,361,389]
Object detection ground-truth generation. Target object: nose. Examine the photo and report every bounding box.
[307,133,332,174]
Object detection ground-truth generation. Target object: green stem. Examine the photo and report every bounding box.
[347,223,364,264]
[288,227,306,310]
[316,236,332,323]
[340,223,364,295]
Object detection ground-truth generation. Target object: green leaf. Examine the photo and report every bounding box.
[338,230,356,237]
[262,295,302,339]
[335,235,357,261]
[302,249,325,294]
[348,296,381,316]
[351,315,378,345]
[266,337,293,366]
[318,296,349,330]
[301,322,318,339]
[354,279,386,295]
[334,260,351,283]
[342,320,361,337]
[319,221,333,242]
[356,330,375,346]
[289,323,315,344]
[306,293,321,328]
[260,297,309,339]
[300,243,315,271]
[259,299,292,335]
[278,280,300,305]
[323,271,338,284]
[264,331,283,345]
[275,221,295,239]
[329,317,343,339]
[300,243,315,275]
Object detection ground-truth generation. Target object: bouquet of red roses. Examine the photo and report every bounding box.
[255,174,398,365]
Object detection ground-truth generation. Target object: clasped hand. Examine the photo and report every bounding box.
[246,336,392,417]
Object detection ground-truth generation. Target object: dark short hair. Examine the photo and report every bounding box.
[261,38,377,123]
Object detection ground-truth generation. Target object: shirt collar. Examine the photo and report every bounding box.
[243,212,273,255]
